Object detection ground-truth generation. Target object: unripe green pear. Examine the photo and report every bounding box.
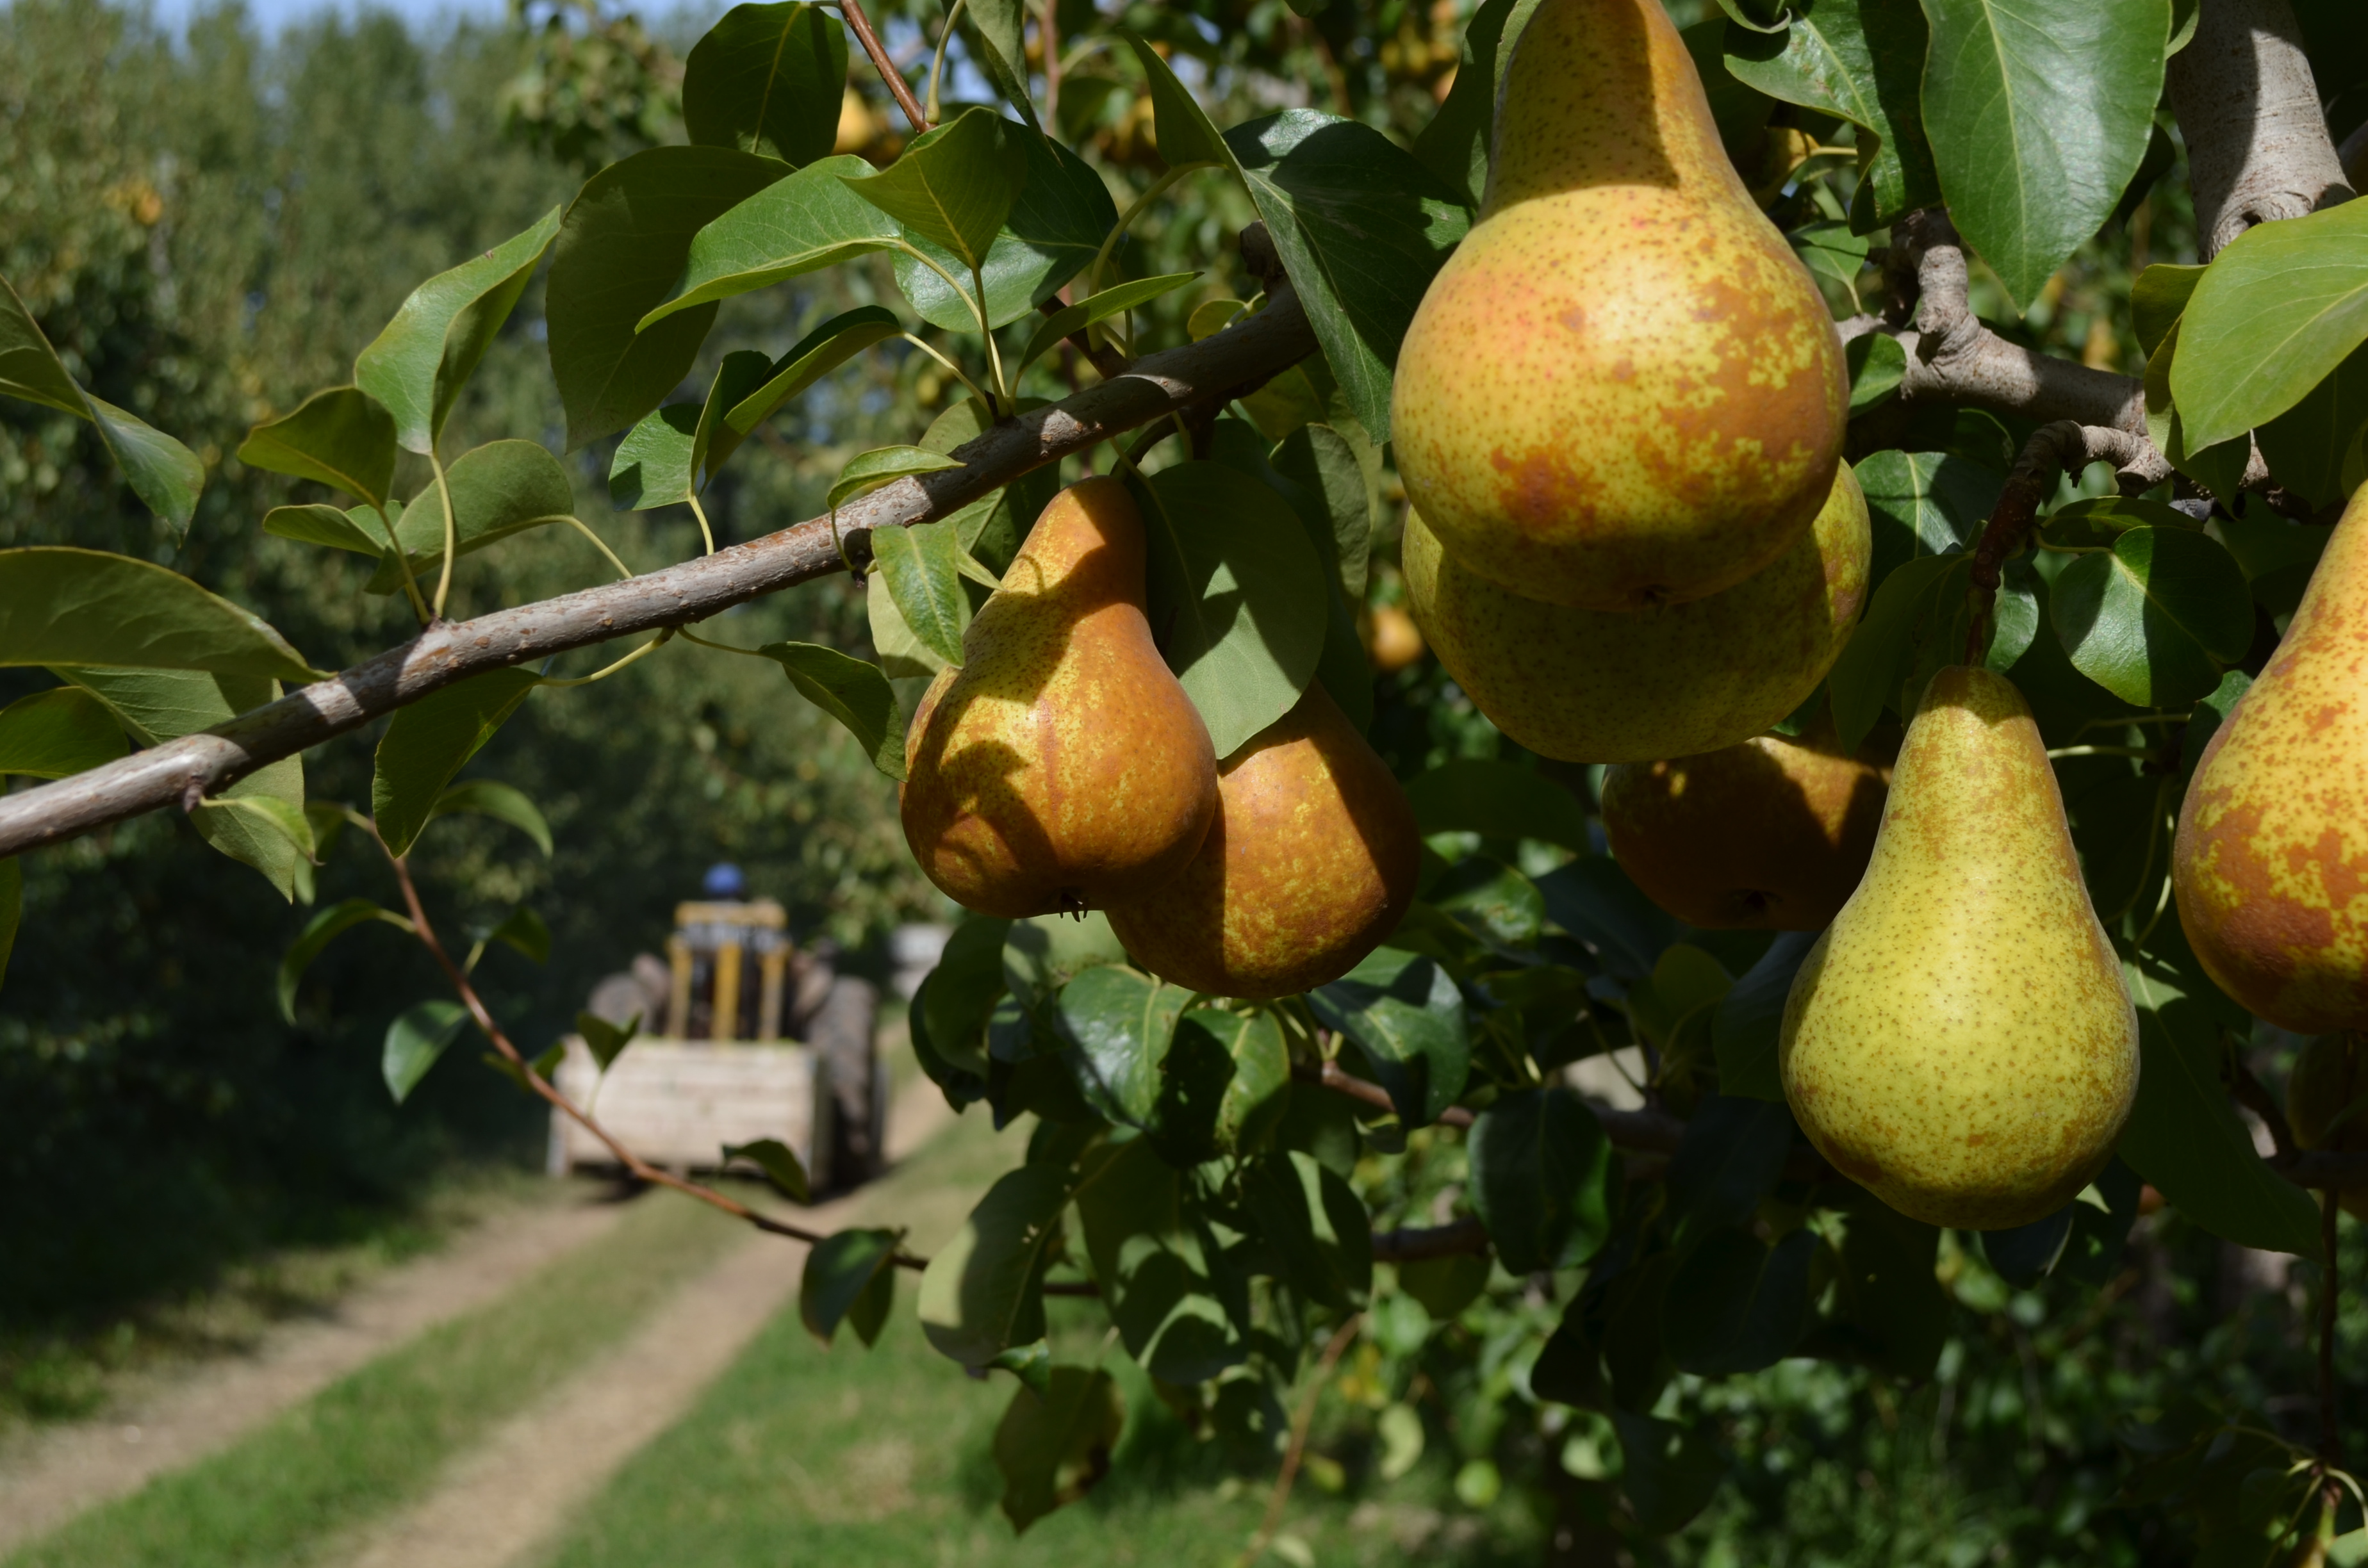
[900,477,1217,919]
[1602,715,1891,930]
[1780,667,2139,1230]
[1392,0,1846,611]
[1402,462,1868,764]
[1105,684,1420,1001]
[2173,486,2368,1034]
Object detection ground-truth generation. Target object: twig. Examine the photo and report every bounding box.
[2320,1186,2342,1465]
[0,288,1320,858]
[1039,294,1128,380]
[1962,420,2160,662]
[1237,1314,1362,1568]
[841,0,931,133]
[2230,1047,2300,1162]
[1371,1216,1490,1262]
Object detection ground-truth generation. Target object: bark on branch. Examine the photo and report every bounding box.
[0,288,1319,858]
[2167,0,2354,260]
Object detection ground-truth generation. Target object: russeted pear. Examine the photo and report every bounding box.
[1780,667,2139,1230]
[1391,0,1845,612]
[900,477,1217,919]
[2287,1033,2368,1220]
[1402,462,1868,764]
[1105,684,1419,1000]
[1602,715,1891,930]
[2172,486,2368,1034]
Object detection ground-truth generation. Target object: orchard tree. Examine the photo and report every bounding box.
[3,0,2367,1558]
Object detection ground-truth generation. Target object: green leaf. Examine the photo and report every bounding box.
[1055,966,1188,1129]
[0,687,127,778]
[1410,0,1545,206]
[1241,1149,1372,1311]
[1826,552,1966,755]
[869,518,971,667]
[384,1000,470,1104]
[1136,460,1327,757]
[2172,197,2368,452]
[1398,1253,1490,1321]
[1613,1412,1726,1533]
[547,145,788,450]
[892,127,1115,332]
[725,306,903,436]
[828,445,966,511]
[681,1,847,164]
[1665,1095,1795,1241]
[58,667,310,896]
[1790,221,1870,302]
[277,898,409,1022]
[1017,273,1197,376]
[1224,111,1472,444]
[757,641,907,778]
[1712,931,1820,1103]
[2050,526,2253,707]
[957,0,1039,130]
[1073,1139,1242,1378]
[609,404,700,512]
[1822,1189,1948,1378]
[2119,951,2322,1255]
[1852,449,2000,594]
[920,915,1011,1069]
[2131,261,2205,357]
[1403,760,1591,852]
[353,206,564,455]
[2214,513,2331,621]
[920,1162,1071,1366]
[482,906,551,965]
[1308,947,1471,1127]
[843,106,1029,273]
[264,503,386,556]
[1005,911,1130,1012]
[648,154,901,329]
[372,669,541,857]
[575,1009,639,1071]
[0,549,317,681]
[995,1367,1124,1533]
[1917,0,2171,308]
[236,386,398,509]
[802,1227,902,1347]
[1725,0,1942,227]
[1666,1227,1816,1375]
[1534,857,1681,983]
[1121,31,1234,171]
[373,439,580,592]
[1197,1006,1292,1157]
[1846,331,1906,413]
[1468,1086,1615,1275]
[429,778,553,857]
[920,394,1058,576]
[2256,338,2368,510]
[1264,422,1376,730]
[0,857,20,990]
[910,968,991,1108]
[198,792,316,865]
[0,275,203,534]
[681,349,778,500]
[722,1136,811,1201]
[1429,855,1545,949]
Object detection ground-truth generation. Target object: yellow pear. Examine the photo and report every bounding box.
[1391,0,1846,611]
[1780,667,2139,1229]
[1105,684,1420,1000]
[1602,716,1891,930]
[1402,462,1868,764]
[2287,1032,2368,1220]
[900,477,1217,919]
[2171,487,2368,1034]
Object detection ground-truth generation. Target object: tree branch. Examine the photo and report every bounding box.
[840,0,932,135]
[1371,1216,1490,1262]
[0,288,1319,858]
[2167,0,2355,260]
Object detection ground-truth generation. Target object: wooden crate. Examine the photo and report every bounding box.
[548,1036,832,1188]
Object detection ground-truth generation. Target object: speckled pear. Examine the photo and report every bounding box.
[1105,684,1420,1001]
[1602,715,1891,930]
[900,477,1217,919]
[2172,486,2368,1034]
[1780,667,2139,1230]
[1391,0,1845,611]
[1402,462,1868,764]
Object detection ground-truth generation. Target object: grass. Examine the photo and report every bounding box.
[534,1109,1542,1568]
[6,1184,748,1568]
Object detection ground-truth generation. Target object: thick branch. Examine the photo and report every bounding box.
[0,289,1318,858]
[1885,211,2147,434]
[2167,0,2354,259]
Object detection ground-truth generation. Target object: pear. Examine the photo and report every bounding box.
[1391,0,1846,612]
[1602,716,1891,930]
[900,477,1217,919]
[1402,462,1868,764]
[2172,487,2368,1034]
[1779,667,2139,1230]
[1105,684,1420,1000]
[2287,1032,2368,1220]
